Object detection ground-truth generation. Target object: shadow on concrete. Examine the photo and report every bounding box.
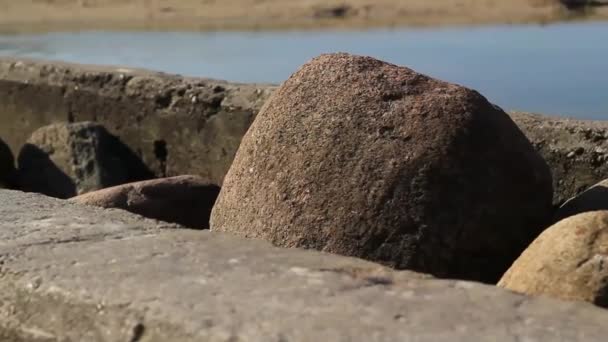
[554,185,608,223]
[98,130,156,186]
[0,137,16,188]
[17,143,77,198]
[17,128,155,199]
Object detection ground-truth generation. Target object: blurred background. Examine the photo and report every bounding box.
[0,0,606,119]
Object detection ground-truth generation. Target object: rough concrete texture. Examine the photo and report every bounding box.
[2,190,608,341]
[17,122,153,198]
[70,175,220,229]
[0,58,274,186]
[498,211,608,308]
[510,111,608,206]
[212,53,553,284]
[554,179,608,222]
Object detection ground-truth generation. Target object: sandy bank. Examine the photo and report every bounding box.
[0,0,607,33]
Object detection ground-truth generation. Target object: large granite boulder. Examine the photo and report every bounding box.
[554,179,608,222]
[0,137,15,188]
[70,175,220,229]
[498,211,608,307]
[17,122,153,199]
[2,189,608,341]
[211,53,554,283]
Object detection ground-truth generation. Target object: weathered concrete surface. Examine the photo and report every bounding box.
[2,190,608,341]
[0,58,274,186]
[510,112,608,206]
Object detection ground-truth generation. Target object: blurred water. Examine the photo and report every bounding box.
[0,23,606,119]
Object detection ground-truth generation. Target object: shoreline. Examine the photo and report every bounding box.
[1,0,608,33]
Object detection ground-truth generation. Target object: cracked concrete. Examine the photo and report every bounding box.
[2,189,608,341]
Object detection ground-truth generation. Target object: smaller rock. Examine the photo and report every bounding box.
[498,211,608,308]
[554,179,608,222]
[0,137,15,188]
[70,175,220,229]
[17,122,153,199]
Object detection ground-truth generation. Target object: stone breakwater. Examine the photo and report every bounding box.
[3,55,608,340]
[1,58,607,204]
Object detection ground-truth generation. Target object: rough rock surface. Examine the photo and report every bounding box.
[510,111,608,206]
[0,137,15,188]
[554,179,608,222]
[0,58,274,185]
[498,211,608,307]
[70,175,220,229]
[17,122,153,199]
[2,190,608,341]
[212,53,553,283]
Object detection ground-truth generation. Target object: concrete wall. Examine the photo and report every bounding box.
[0,58,274,186]
[1,58,608,204]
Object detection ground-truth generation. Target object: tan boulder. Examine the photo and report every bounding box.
[498,211,608,307]
[211,53,553,283]
[70,175,220,229]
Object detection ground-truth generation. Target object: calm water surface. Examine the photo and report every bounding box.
[0,23,606,119]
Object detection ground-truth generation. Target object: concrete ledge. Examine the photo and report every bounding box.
[1,58,608,203]
[2,189,608,341]
[0,58,275,185]
[510,112,608,205]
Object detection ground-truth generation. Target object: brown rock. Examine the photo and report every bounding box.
[498,211,608,307]
[211,53,553,283]
[554,179,608,222]
[17,122,153,199]
[70,175,220,229]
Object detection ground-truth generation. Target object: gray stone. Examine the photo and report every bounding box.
[17,121,153,199]
[1,190,608,341]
